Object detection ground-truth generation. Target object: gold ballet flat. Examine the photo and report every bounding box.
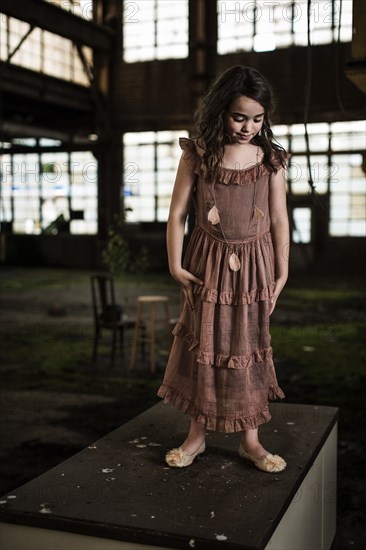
[165,441,206,468]
[239,443,286,473]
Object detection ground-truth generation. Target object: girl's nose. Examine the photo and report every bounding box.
[241,121,251,133]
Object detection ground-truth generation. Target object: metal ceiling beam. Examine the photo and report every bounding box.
[0,0,114,51]
[0,62,94,112]
[0,140,98,154]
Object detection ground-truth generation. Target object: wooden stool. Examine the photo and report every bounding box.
[129,295,171,373]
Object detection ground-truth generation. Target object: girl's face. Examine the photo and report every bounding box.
[224,95,265,144]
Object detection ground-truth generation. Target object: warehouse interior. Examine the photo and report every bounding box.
[0,1,365,548]
[0,0,365,273]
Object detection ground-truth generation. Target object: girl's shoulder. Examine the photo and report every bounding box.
[179,137,205,159]
[178,137,204,174]
[270,148,290,171]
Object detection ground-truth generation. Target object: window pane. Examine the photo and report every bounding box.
[288,155,328,194]
[218,0,352,54]
[0,147,97,235]
[1,14,90,85]
[292,207,311,243]
[271,119,365,238]
[43,0,93,19]
[329,152,366,237]
[69,151,97,234]
[123,0,188,62]
[123,130,188,222]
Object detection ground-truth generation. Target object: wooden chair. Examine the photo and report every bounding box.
[91,274,135,367]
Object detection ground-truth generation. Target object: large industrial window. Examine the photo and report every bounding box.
[329,152,365,236]
[0,142,97,235]
[122,123,365,238]
[274,120,366,238]
[123,131,188,222]
[43,0,93,19]
[292,207,312,243]
[0,14,92,86]
[123,0,188,62]
[218,0,352,54]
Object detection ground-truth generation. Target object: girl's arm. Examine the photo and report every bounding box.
[167,154,203,309]
[268,166,290,315]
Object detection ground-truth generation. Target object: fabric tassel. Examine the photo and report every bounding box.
[254,205,264,220]
[208,205,220,225]
[229,253,241,271]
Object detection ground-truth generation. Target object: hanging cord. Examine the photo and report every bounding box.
[0,87,8,259]
[303,0,316,196]
[0,74,7,228]
[335,0,347,115]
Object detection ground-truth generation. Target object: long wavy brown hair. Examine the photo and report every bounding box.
[194,65,288,182]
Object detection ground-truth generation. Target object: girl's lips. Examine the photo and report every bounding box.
[237,134,252,140]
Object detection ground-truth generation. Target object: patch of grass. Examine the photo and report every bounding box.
[279,285,366,315]
[273,323,365,386]
[272,322,366,438]
[285,287,364,301]
[0,268,177,292]
[0,321,161,399]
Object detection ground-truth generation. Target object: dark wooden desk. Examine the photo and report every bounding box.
[0,402,338,550]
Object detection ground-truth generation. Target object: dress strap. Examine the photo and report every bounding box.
[179,137,202,175]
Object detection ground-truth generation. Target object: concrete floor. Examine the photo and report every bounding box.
[0,268,365,549]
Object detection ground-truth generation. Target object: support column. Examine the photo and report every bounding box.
[345,0,366,93]
[189,0,218,114]
[94,0,123,247]
[187,0,218,234]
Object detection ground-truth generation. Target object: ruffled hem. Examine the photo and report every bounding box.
[157,384,283,432]
[219,162,268,185]
[268,385,285,400]
[179,137,204,178]
[179,137,269,185]
[197,347,274,369]
[172,321,199,351]
[193,280,276,305]
[173,321,275,371]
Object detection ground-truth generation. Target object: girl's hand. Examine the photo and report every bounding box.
[171,267,203,310]
[269,277,287,316]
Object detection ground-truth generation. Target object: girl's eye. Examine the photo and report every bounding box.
[232,117,263,123]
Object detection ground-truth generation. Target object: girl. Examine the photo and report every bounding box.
[157,65,289,473]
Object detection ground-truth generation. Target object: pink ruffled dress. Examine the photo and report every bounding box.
[157,137,285,433]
